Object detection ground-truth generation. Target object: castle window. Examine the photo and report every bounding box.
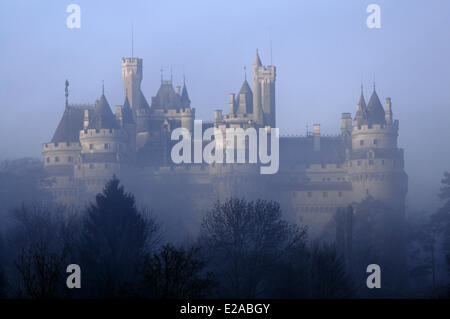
[307,192,312,198]
[104,143,110,150]
[369,160,374,165]
[337,163,341,168]
[46,157,50,163]
[89,144,94,150]
[360,140,364,146]
[382,159,385,165]
[321,164,326,169]
[55,156,59,162]
[357,160,361,166]
[323,192,328,198]
[373,139,378,145]
[68,156,73,163]
[338,191,342,197]
[89,164,94,169]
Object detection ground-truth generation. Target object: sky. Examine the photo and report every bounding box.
[0,0,449,211]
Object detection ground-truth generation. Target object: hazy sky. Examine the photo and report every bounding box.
[0,0,449,211]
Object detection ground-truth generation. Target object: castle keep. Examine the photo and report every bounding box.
[42,51,408,237]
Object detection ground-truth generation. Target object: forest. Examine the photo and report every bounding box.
[0,158,448,298]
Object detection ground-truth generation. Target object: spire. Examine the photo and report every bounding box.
[354,85,367,124]
[253,49,262,66]
[122,92,134,124]
[366,87,386,124]
[244,66,247,80]
[88,92,119,130]
[65,79,69,108]
[181,77,191,108]
[102,80,104,95]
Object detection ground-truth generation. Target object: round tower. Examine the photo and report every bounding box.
[75,92,129,196]
[347,88,408,208]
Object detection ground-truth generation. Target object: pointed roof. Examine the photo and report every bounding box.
[122,95,135,124]
[180,82,191,108]
[51,106,87,143]
[354,89,367,123]
[253,49,262,66]
[239,79,252,95]
[87,94,119,130]
[366,88,386,124]
[151,81,182,110]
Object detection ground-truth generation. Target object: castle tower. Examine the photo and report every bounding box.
[121,57,143,110]
[252,49,276,127]
[42,80,88,204]
[115,94,137,162]
[75,90,130,196]
[347,87,408,208]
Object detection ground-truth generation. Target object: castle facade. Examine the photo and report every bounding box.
[42,51,408,237]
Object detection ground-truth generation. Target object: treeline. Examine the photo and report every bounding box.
[0,158,448,298]
[0,176,355,298]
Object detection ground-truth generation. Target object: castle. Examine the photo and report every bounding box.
[42,51,408,237]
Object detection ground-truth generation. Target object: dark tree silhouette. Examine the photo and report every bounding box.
[351,197,406,297]
[199,198,306,298]
[141,244,214,298]
[5,204,74,298]
[15,242,68,298]
[78,176,160,298]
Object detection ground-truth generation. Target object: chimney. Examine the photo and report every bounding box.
[340,113,352,135]
[83,109,90,129]
[313,124,321,151]
[214,109,223,122]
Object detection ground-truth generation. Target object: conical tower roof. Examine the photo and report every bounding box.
[51,106,86,143]
[122,95,135,124]
[253,49,262,66]
[354,88,367,124]
[180,82,191,108]
[239,79,252,95]
[366,88,385,124]
[87,94,119,129]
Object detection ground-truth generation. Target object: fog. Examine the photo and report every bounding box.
[0,1,449,212]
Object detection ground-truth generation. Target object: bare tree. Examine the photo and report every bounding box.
[141,244,215,298]
[199,198,306,298]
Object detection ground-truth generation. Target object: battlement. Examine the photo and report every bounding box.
[80,128,127,139]
[42,142,81,151]
[121,57,142,65]
[161,108,195,116]
[352,120,398,133]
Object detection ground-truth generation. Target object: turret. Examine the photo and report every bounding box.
[41,80,87,204]
[252,49,276,127]
[385,97,393,125]
[348,88,407,208]
[121,57,143,110]
[76,90,129,195]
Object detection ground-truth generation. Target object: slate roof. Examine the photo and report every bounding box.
[51,105,90,143]
[87,94,119,130]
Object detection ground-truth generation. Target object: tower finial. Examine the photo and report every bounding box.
[65,79,69,108]
[244,66,247,80]
[373,73,376,91]
[102,80,104,95]
[131,21,134,58]
[160,68,163,84]
[170,67,173,84]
